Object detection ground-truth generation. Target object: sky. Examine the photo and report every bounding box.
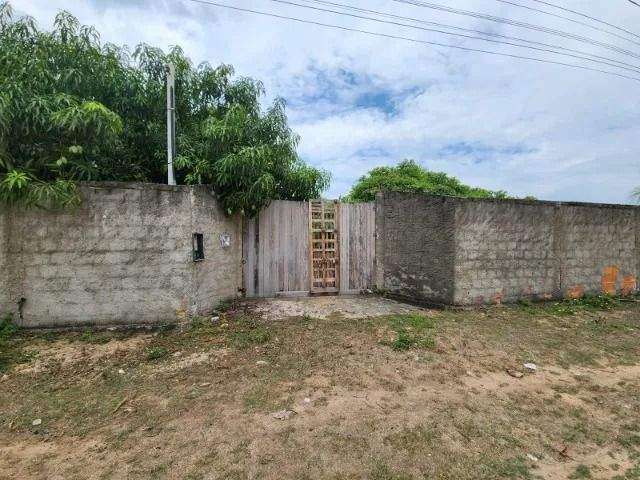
[16,0,640,203]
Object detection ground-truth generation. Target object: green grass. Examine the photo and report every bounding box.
[145,346,169,361]
[383,314,437,351]
[0,313,30,373]
[0,313,18,340]
[228,316,271,348]
[518,294,627,317]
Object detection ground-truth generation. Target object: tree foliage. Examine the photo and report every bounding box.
[0,3,329,213]
[344,160,508,202]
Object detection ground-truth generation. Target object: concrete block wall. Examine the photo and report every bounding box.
[376,192,640,306]
[558,206,638,299]
[0,182,242,327]
[454,201,557,304]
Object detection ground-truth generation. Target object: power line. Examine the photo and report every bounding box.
[391,0,640,61]
[524,0,640,40]
[184,0,640,82]
[489,0,640,45]
[629,0,640,7]
[289,0,640,74]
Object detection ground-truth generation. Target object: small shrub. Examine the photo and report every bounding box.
[145,346,169,361]
[0,313,18,340]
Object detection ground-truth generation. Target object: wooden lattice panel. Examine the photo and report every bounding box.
[309,200,339,293]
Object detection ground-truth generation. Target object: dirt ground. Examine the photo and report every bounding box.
[1,295,639,480]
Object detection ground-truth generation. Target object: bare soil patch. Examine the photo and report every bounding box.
[1,296,639,479]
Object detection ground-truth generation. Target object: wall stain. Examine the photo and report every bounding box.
[492,291,504,305]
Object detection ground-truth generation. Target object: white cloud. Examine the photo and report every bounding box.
[17,0,640,202]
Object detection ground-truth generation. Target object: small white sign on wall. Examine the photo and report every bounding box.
[219,232,231,248]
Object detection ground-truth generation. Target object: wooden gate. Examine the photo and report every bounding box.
[243,200,375,297]
[309,200,339,294]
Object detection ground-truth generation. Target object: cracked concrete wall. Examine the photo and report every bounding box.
[0,182,241,328]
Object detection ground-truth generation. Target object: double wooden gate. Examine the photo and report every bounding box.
[242,200,375,297]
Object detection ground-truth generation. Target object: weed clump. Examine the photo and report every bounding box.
[383,314,437,351]
[145,346,169,361]
[0,313,25,372]
[518,294,626,317]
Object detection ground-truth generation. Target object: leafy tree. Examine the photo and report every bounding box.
[344,159,508,202]
[0,3,329,213]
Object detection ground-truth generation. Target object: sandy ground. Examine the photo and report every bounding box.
[1,296,639,480]
[252,294,429,320]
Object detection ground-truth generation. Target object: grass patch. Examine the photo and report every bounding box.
[383,425,438,454]
[78,329,112,345]
[228,316,271,348]
[569,464,593,479]
[517,294,627,317]
[0,313,30,373]
[537,295,624,317]
[383,314,436,351]
[485,457,534,479]
[0,313,18,340]
[145,346,169,361]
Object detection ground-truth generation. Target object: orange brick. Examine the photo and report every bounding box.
[567,285,585,299]
[601,266,619,295]
[621,275,637,296]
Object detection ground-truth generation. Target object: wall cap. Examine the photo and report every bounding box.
[378,191,640,211]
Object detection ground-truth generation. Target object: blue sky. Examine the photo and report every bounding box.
[18,0,640,203]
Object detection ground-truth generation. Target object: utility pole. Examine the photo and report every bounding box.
[166,63,176,186]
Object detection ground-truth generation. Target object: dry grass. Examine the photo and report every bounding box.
[1,298,639,479]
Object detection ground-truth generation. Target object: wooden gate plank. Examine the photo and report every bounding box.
[243,200,373,298]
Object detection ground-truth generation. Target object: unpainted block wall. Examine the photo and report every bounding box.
[0,211,10,316]
[0,183,241,327]
[376,192,640,306]
[454,200,639,304]
[558,205,638,299]
[454,200,557,304]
